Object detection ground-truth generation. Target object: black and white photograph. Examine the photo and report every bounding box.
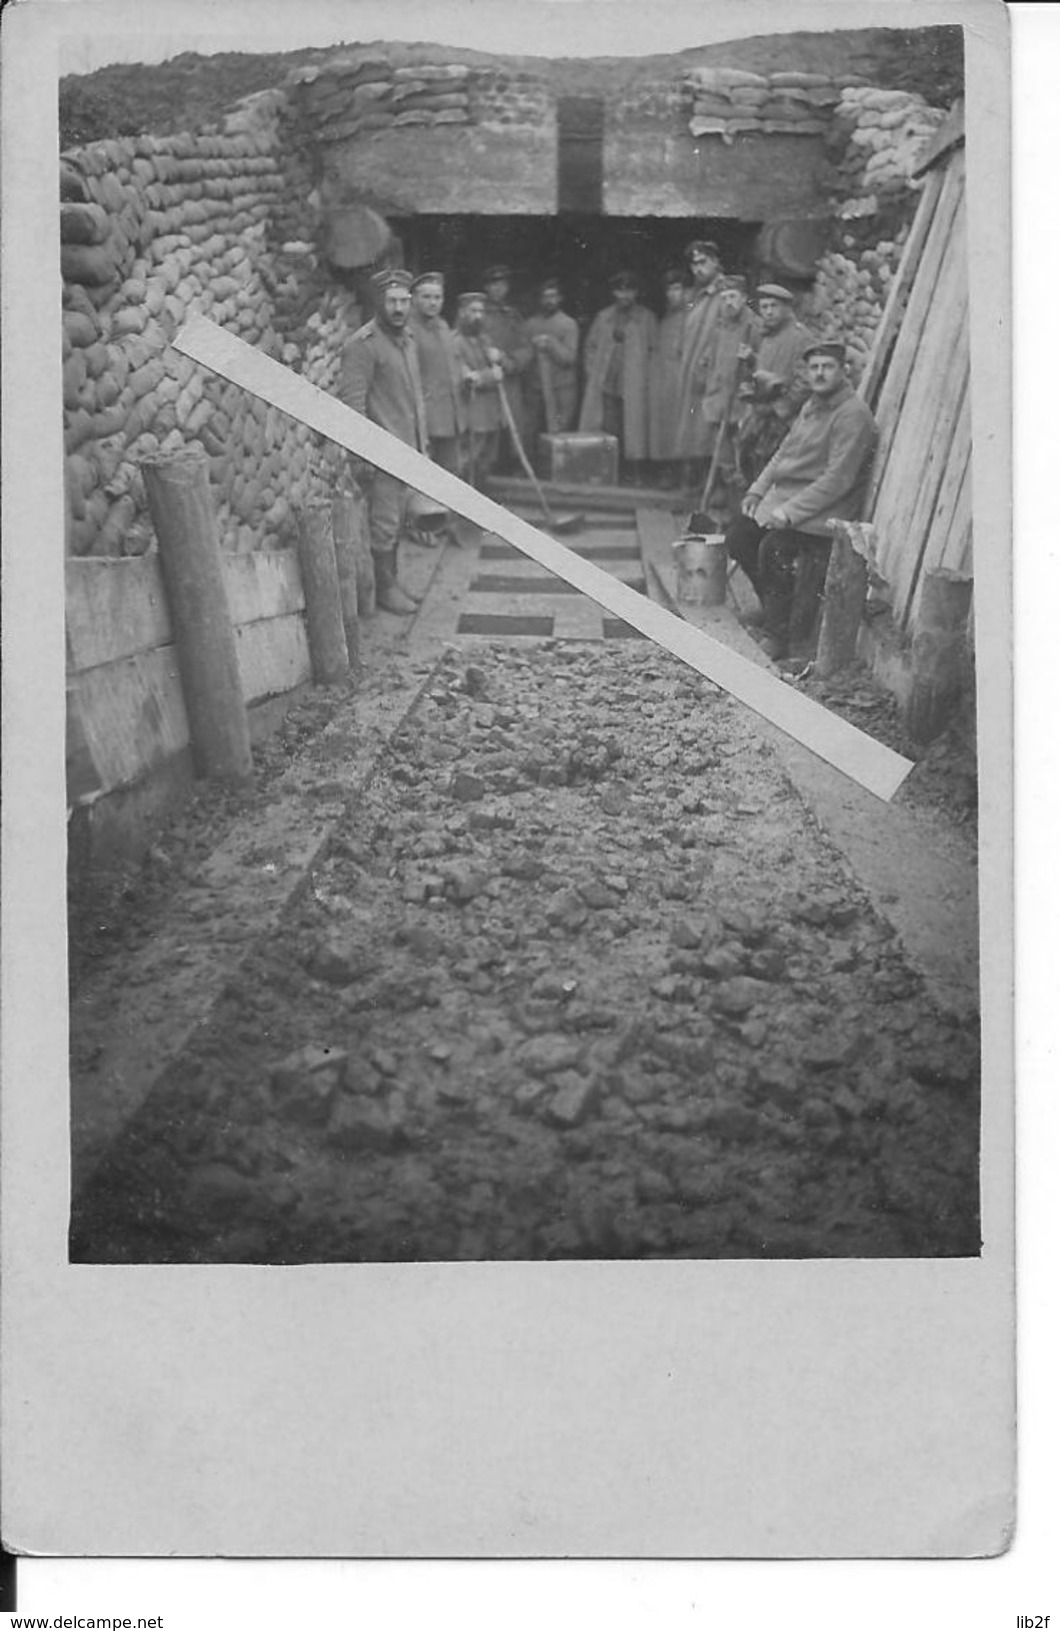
[2,0,1019,1576]
[59,16,982,1268]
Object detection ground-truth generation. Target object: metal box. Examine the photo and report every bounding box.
[537,433,619,486]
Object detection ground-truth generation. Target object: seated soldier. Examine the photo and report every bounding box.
[725,340,877,661]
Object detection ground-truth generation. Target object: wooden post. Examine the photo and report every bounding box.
[816,524,870,678]
[348,483,377,618]
[297,499,349,685]
[141,447,253,784]
[330,486,362,666]
[903,569,974,743]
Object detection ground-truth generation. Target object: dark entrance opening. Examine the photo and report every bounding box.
[391,214,761,330]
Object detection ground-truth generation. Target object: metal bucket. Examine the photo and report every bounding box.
[672,533,728,607]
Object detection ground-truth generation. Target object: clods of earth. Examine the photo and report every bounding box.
[70,643,980,1263]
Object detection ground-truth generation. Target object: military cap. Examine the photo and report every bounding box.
[663,266,689,288]
[410,270,445,291]
[802,339,847,364]
[372,266,414,294]
[756,282,795,302]
[609,269,639,290]
[685,239,721,261]
[482,263,512,282]
[539,275,563,293]
[721,274,748,292]
[456,290,487,308]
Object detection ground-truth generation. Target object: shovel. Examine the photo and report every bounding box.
[496,375,583,536]
[689,372,743,534]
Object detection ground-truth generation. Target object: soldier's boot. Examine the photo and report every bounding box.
[374,550,418,615]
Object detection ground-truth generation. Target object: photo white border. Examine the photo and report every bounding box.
[2,0,1025,1596]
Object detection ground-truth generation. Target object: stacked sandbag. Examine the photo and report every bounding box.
[804,237,906,382]
[827,86,948,215]
[286,54,473,145]
[60,89,351,559]
[684,67,855,143]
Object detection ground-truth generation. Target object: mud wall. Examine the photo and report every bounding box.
[60,88,356,560]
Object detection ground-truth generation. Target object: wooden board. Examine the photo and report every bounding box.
[69,646,190,793]
[235,613,311,704]
[66,556,171,671]
[174,315,914,802]
[68,549,307,675]
[866,153,966,513]
[859,164,945,411]
[485,476,688,513]
[872,271,969,610]
[223,548,306,625]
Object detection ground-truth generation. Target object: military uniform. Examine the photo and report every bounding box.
[338,268,428,613]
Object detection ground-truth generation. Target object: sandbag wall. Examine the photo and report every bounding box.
[803,87,948,376]
[60,89,356,561]
[683,66,855,141]
[285,54,474,143]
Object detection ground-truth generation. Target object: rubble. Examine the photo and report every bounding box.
[70,644,981,1265]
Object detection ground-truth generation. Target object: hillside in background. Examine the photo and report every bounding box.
[58,26,963,147]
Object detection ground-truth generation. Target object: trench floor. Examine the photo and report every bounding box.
[69,527,981,1263]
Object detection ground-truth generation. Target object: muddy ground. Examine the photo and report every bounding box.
[69,640,980,1264]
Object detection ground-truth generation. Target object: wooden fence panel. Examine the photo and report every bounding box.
[234,613,311,704]
[65,556,171,671]
[67,546,314,801]
[873,270,969,620]
[866,151,966,516]
[70,646,190,793]
[860,164,946,410]
[222,549,305,625]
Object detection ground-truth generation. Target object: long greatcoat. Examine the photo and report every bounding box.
[524,309,580,431]
[674,274,725,458]
[577,301,657,461]
[649,302,690,461]
[409,312,466,439]
[697,307,763,425]
[483,299,533,438]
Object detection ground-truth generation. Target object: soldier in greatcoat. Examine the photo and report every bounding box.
[481,263,533,470]
[737,283,812,486]
[578,270,657,482]
[674,238,727,485]
[338,267,428,615]
[524,277,580,451]
[452,291,505,488]
[649,267,692,485]
[692,274,762,512]
[408,271,466,478]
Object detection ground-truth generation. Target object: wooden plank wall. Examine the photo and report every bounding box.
[66,549,310,801]
[861,143,972,631]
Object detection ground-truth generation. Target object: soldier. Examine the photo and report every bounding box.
[649,266,692,486]
[725,340,877,661]
[407,270,466,546]
[408,271,466,477]
[675,238,727,486]
[481,263,532,469]
[524,276,580,450]
[452,291,505,489]
[338,266,428,616]
[578,270,657,483]
[737,282,811,486]
[692,274,762,513]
